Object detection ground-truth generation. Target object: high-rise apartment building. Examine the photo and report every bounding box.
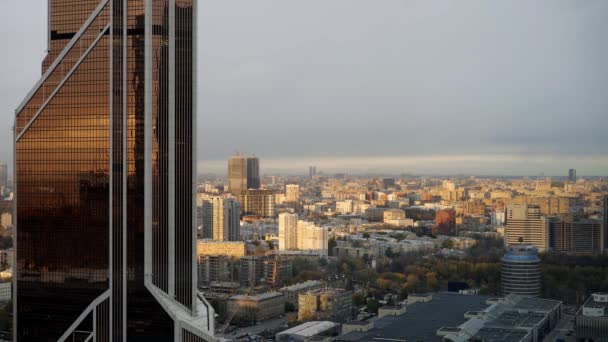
[568,169,577,182]
[0,163,7,188]
[554,219,604,254]
[228,155,260,194]
[200,200,213,239]
[240,256,264,287]
[285,184,300,203]
[279,213,298,250]
[201,197,241,241]
[505,204,550,252]
[296,221,329,257]
[298,289,353,323]
[237,190,276,218]
[14,1,214,340]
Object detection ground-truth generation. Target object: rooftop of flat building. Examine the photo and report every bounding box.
[380,305,405,310]
[230,291,284,302]
[471,327,530,342]
[280,280,323,292]
[486,311,547,329]
[507,295,561,313]
[303,288,351,296]
[344,320,374,326]
[198,239,245,245]
[277,321,339,337]
[335,293,489,342]
[579,293,608,317]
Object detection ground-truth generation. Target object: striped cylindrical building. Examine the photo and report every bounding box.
[501,244,541,297]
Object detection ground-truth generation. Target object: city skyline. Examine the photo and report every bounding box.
[1,1,608,176]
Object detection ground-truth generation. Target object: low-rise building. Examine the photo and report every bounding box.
[341,321,374,335]
[275,321,340,342]
[364,208,386,222]
[0,249,12,266]
[280,281,323,308]
[384,218,414,227]
[443,294,562,342]
[197,240,246,258]
[575,293,608,341]
[407,293,433,304]
[227,291,285,321]
[298,288,352,323]
[335,293,489,342]
[0,282,10,302]
[378,305,407,318]
[383,209,406,222]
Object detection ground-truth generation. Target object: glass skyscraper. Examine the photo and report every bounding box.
[14,1,214,341]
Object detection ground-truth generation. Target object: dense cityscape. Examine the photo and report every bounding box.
[1,152,607,341]
[189,155,607,341]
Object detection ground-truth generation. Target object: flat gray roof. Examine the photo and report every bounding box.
[510,296,561,313]
[580,295,608,317]
[335,293,489,342]
[472,327,530,342]
[486,311,546,329]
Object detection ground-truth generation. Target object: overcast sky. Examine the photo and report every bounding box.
[1,1,607,175]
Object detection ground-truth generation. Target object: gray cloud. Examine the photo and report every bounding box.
[1,0,607,175]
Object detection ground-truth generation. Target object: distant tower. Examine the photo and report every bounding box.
[569,169,577,182]
[309,166,317,179]
[0,163,7,188]
[501,245,541,297]
[228,154,260,193]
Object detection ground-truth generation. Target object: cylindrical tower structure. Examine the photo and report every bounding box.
[501,244,541,297]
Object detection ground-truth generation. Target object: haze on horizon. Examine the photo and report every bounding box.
[1,0,607,176]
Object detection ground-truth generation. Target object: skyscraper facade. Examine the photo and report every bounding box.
[554,219,604,254]
[14,1,214,341]
[568,169,577,182]
[505,204,550,252]
[246,157,261,190]
[228,155,260,194]
[0,163,7,188]
[202,197,241,241]
[604,195,608,252]
[278,213,298,250]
